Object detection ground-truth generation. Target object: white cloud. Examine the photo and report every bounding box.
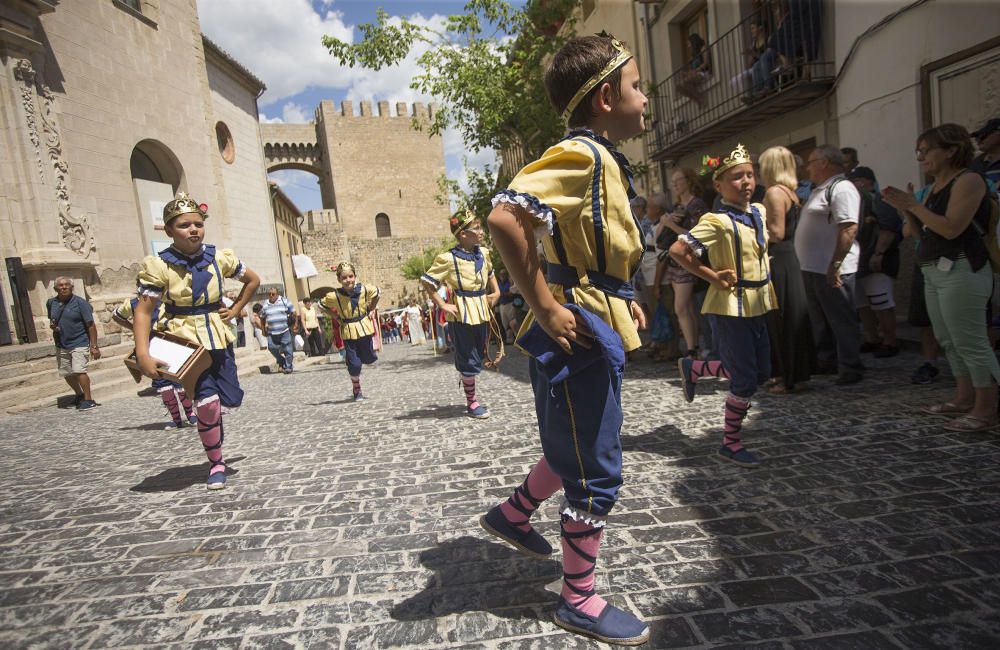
[197,0,354,103]
[259,102,311,124]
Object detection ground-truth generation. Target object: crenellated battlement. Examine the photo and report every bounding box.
[316,99,437,120]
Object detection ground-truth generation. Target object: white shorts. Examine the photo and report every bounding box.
[855,273,895,311]
[57,347,90,376]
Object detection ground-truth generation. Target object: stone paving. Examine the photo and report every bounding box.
[0,342,998,649]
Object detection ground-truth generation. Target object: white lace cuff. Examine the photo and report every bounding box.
[678,233,706,258]
[560,499,608,528]
[491,190,554,236]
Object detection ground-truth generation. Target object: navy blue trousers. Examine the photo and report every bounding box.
[530,356,623,517]
[195,346,244,408]
[711,314,771,398]
[450,322,488,376]
[344,335,377,376]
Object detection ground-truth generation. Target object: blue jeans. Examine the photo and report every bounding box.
[750,49,776,93]
[267,330,294,370]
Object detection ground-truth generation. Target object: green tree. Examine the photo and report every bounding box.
[323,0,577,213]
[399,239,453,281]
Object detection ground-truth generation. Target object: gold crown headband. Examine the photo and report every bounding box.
[713,144,753,179]
[335,261,356,276]
[162,191,207,224]
[561,36,634,121]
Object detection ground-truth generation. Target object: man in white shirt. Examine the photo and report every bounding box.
[795,144,864,384]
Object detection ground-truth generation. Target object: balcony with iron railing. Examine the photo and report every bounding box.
[646,2,835,162]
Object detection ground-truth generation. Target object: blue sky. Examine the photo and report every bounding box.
[197,0,526,212]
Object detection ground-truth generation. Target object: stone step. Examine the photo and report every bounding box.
[0,334,122,368]
[0,341,137,387]
[2,346,317,414]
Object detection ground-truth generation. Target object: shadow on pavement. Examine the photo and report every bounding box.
[130,455,244,492]
[391,535,559,623]
[395,404,469,420]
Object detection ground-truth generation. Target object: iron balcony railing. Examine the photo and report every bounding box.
[646,1,834,161]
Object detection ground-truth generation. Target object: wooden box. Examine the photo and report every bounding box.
[124,331,211,398]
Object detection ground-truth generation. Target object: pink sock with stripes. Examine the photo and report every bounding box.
[159,388,183,425]
[723,394,751,452]
[499,457,562,533]
[196,397,226,475]
[461,375,479,410]
[560,516,607,617]
[178,389,195,421]
[690,360,729,383]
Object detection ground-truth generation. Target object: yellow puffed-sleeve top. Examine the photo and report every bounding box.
[321,284,379,340]
[493,134,643,351]
[420,248,494,325]
[137,245,244,349]
[680,204,776,318]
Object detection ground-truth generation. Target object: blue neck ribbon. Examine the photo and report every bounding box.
[159,245,216,306]
[566,128,637,200]
[451,245,485,274]
[338,283,363,312]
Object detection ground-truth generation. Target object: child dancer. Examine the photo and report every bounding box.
[113,296,196,429]
[483,34,649,645]
[321,262,380,401]
[133,192,260,490]
[669,144,776,468]
[421,210,500,418]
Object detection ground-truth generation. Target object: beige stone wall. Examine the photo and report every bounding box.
[0,0,279,342]
[302,221,447,308]
[205,58,283,286]
[315,100,450,240]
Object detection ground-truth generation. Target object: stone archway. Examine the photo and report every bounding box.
[130,139,184,255]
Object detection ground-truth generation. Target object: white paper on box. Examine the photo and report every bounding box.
[148,336,194,374]
[292,254,318,279]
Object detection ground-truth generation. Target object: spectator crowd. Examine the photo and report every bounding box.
[631,116,1000,429]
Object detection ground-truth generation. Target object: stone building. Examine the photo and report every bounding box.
[268,182,307,306]
[0,0,282,344]
[260,100,451,306]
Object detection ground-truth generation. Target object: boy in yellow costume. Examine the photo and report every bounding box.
[421,210,500,418]
[321,262,380,401]
[670,144,777,468]
[133,192,261,490]
[482,33,649,646]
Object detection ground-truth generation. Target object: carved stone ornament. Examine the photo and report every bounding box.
[14,58,96,260]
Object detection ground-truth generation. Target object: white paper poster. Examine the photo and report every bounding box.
[149,200,167,228]
[292,254,318,279]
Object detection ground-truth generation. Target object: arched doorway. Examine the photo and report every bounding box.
[130,139,184,255]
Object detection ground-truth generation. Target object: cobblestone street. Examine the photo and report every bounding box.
[1,342,998,649]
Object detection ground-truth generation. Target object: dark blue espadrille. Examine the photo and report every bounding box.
[479,505,552,559]
[552,597,649,646]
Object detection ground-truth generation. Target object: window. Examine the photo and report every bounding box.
[216,122,235,164]
[375,213,391,238]
[680,4,709,68]
[120,0,141,11]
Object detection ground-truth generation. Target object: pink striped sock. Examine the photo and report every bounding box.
[160,388,182,424]
[690,359,729,383]
[499,457,562,533]
[178,389,195,421]
[196,397,226,474]
[350,375,361,397]
[723,394,751,452]
[560,516,607,617]
[461,375,479,410]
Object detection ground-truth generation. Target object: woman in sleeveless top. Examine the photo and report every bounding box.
[884,123,999,432]
[760,146,813,393]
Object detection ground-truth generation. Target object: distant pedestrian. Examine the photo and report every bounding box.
[260,287,296,374]
[46,277,101,411]
[299,297,326,356]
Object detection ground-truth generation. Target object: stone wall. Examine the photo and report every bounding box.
[302,222,447,308]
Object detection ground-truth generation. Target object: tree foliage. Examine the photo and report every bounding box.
[399,239,453,281]
[323,0,577,189]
